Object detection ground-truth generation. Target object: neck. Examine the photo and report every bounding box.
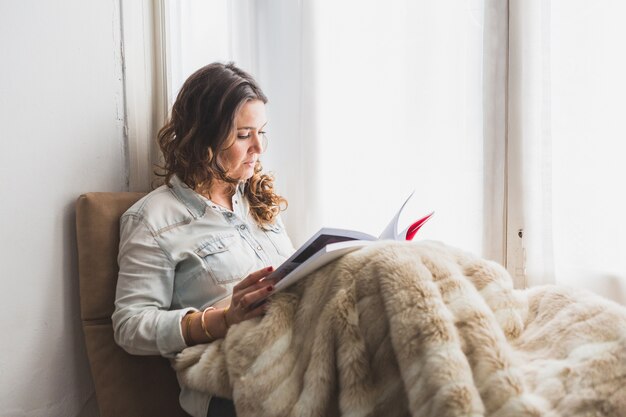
[206,180,236,211]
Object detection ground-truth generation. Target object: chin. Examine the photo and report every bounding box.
[234,172,254,183]
[244,167,256,178]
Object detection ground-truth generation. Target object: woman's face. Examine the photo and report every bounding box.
[219,99,267,181]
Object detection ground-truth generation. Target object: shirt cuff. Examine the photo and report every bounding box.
[156,307,198,358]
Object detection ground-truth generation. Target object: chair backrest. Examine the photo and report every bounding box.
[76,192,188,417]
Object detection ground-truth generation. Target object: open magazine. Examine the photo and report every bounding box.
[252,192,433,308]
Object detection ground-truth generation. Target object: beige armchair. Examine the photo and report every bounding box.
[76,192,188,417]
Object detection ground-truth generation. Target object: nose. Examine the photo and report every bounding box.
[250,132,265,153]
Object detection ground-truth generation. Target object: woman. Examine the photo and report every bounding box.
[112,62,294,417]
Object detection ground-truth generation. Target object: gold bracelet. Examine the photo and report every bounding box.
[223,307,230,329]
[201,307,216,341]
[185,313,194,346]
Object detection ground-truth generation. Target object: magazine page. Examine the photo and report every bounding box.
[250,231,376,309]
[378,191,434,241]
[268,227,376,283]
[272,240,374,292]
[378,191,415,240]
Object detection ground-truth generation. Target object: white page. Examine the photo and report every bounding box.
[378,191,415,240]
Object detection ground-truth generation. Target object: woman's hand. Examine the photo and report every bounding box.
[225,266,276,327]
[181,266,276,346]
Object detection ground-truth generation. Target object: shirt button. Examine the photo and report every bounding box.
[257,246,262,251]
[226,212,233,217]
[239,224,246,230]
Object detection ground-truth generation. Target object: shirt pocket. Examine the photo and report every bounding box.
[195,234,250,285]
[263,223,294,258]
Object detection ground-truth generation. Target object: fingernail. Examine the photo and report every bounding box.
[267,266,274,272]
[266,285,274,292]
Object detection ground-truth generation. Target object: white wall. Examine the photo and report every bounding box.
[0,1,127,416]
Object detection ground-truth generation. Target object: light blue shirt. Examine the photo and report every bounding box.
[112,175,294,417]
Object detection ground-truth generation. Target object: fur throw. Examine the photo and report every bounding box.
[174,241,626,417]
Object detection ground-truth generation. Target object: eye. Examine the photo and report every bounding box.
[237,128,251,139]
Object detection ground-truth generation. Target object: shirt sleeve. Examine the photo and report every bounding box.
[112,213,195,358]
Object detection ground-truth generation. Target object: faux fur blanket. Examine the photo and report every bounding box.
[174,241,626,417]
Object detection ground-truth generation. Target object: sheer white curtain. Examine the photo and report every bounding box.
[164,0,259,106]
[509,0,626,303]
[256,0,497,256]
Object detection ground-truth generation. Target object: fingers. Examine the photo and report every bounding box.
[226,266,276,327]
[238,284,273,310]
[237,276,278,296]
[233,266,274,292]
[226,282,273,326]
[260,276,280,285]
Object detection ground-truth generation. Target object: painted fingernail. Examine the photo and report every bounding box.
[266,285,274,292]
[267,266,274,272]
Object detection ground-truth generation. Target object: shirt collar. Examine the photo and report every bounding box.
[169,175,246,219]
[169,175,207,219]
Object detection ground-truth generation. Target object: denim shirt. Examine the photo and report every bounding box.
[112,175,294,417]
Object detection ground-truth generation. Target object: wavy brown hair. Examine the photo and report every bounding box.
[156,62,286,225]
